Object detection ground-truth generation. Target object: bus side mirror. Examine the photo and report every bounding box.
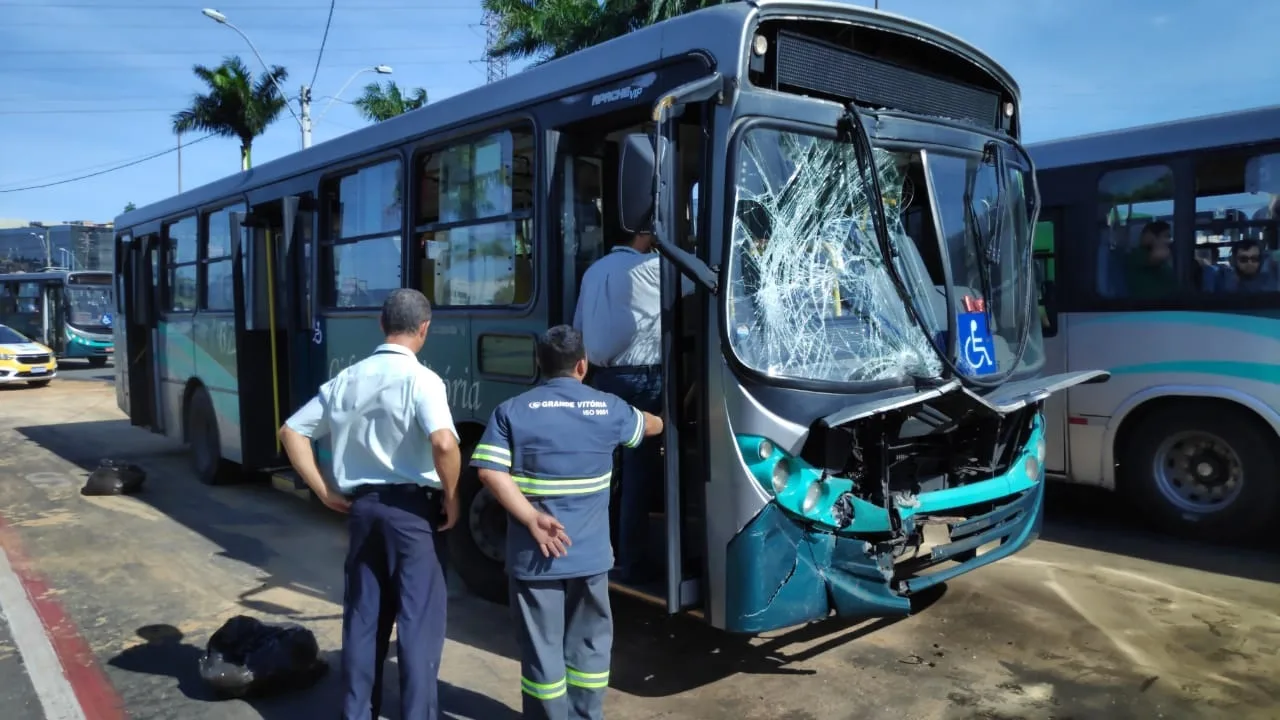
[618,133,667,234]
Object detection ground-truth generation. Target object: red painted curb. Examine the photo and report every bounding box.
[0,515,127,720]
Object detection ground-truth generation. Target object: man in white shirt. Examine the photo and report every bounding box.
[572,232,690,583]
[278,289,460,720]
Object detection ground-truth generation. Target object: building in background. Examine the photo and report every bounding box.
[0,219,114,273]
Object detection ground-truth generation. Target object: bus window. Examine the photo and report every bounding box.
[203,204,241,312]
[414,127,535,307]
[1033,215,1057,337]
[166,216,198,312]
[1193,151,1280,294]
[320,159,404,309]
[1096,166,1177,300]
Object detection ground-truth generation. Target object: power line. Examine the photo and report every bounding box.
[1,59,480,73]
[308,0,336,89]
[0,2,479,8]
[0,135,214,193]
[0,108,177,115]
[0,44,473,56]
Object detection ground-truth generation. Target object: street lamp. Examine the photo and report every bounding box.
[316,65,394,124]
[28,229,49,268]
[202,7,311,147]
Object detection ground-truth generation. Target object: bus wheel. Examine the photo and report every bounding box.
[1121,404,1278,542]
[449,462,509,605]
[187,386,234,486]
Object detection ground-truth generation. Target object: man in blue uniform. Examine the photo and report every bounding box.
[471,325,662,720]
[278,289,460,720]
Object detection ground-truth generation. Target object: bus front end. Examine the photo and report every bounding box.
[699,7,1109,632]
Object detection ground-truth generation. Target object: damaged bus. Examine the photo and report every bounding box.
[112,0,1106,633]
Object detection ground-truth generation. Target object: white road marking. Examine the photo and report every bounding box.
[0,546,87,720]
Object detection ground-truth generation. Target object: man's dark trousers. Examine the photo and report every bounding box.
[590,365,662,581]
[342,484,448,720]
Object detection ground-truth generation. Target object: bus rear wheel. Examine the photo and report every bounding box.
[449,455,509,605]
[187,386,235,486]
[1121,403,1278,542]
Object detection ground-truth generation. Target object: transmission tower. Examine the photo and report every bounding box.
[483,10,509,83]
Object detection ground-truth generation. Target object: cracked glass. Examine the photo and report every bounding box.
[727,128,1042,385]
[727,128,943,384]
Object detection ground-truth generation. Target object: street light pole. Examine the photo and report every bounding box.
[316,65,394,124]
[202,8,306,145]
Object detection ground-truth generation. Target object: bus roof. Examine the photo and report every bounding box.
[116,0,1015,231]
[1028,104,1280,171]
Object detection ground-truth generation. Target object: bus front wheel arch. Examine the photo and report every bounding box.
[449,440,510,606]
[1117,397,1278,542]
[184,383,236,486]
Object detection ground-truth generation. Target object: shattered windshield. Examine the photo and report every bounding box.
[927,152,1041,376]
[65,285,112,329]
[727,128,943,384]
[727,127,1043,386]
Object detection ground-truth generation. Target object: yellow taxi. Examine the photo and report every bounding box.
[0,323,57,387]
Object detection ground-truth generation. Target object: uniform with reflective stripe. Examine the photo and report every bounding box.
[471,376,642,720]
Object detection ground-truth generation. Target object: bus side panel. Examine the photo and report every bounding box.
[1065,309,1280,489]
[158,318,195,441]
[193,313,242,465]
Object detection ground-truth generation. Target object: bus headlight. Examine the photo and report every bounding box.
[1035,436,1046,463]
[1024,454,1041,480]
[757,439,775,461]
[770,460,790,495]
[802,480,823,514]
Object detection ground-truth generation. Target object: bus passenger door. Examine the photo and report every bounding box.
[1035,209,1069,475]
[122,233,162,431]
[43,283,67,356]
[231,197,312,470]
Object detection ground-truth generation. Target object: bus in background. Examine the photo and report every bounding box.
[112,0,1106,633]
[0,269,115,366]
[1028,105,1280,542]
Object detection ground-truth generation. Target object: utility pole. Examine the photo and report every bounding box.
[483,10,508,83]
[177,131,183,193]
[300,84,314,149]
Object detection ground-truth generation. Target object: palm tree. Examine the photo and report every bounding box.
[172,55,290,171]
[351,81,429,123]
[123,202,137,213]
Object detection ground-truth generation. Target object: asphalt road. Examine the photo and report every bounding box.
[0,382,1277,720]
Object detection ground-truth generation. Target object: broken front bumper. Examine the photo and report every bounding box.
[722,459,1044,634]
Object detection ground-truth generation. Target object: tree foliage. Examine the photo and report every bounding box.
[481,0,727,64]
[123,202,137,213]
[352,81,429,123]
[172,55,290,171]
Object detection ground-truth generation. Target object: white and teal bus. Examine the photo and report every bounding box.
[1029,105,1280,541]
[113,0,1105,632]
[0,269,115,366]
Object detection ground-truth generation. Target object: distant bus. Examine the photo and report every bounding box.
[0,269,114,366]
[1028,105,1280,541]
[112,0,1104,632]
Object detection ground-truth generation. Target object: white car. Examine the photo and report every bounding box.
[0,324,57,387]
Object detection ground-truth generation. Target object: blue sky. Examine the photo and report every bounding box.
[1,0,1276,222]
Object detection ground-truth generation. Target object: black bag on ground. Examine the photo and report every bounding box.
[198,615,328,698]
[80,459,146,496]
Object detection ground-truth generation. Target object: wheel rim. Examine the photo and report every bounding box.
[467,486,507,563]
[1152,430,1243,514]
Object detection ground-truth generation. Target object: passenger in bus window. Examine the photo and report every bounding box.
[1123,221,1177,299]
[1200,239,1279,293]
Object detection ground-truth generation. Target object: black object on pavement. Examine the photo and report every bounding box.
[198,615,329,698]
[80,459,146,496]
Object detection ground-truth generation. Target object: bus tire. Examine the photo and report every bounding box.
[187,386,235,486]
[449,459,509,606]
[1120,403,1278,542]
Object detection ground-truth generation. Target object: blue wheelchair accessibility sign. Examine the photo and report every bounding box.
[102,313,113,327]
[957,311,997,376]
